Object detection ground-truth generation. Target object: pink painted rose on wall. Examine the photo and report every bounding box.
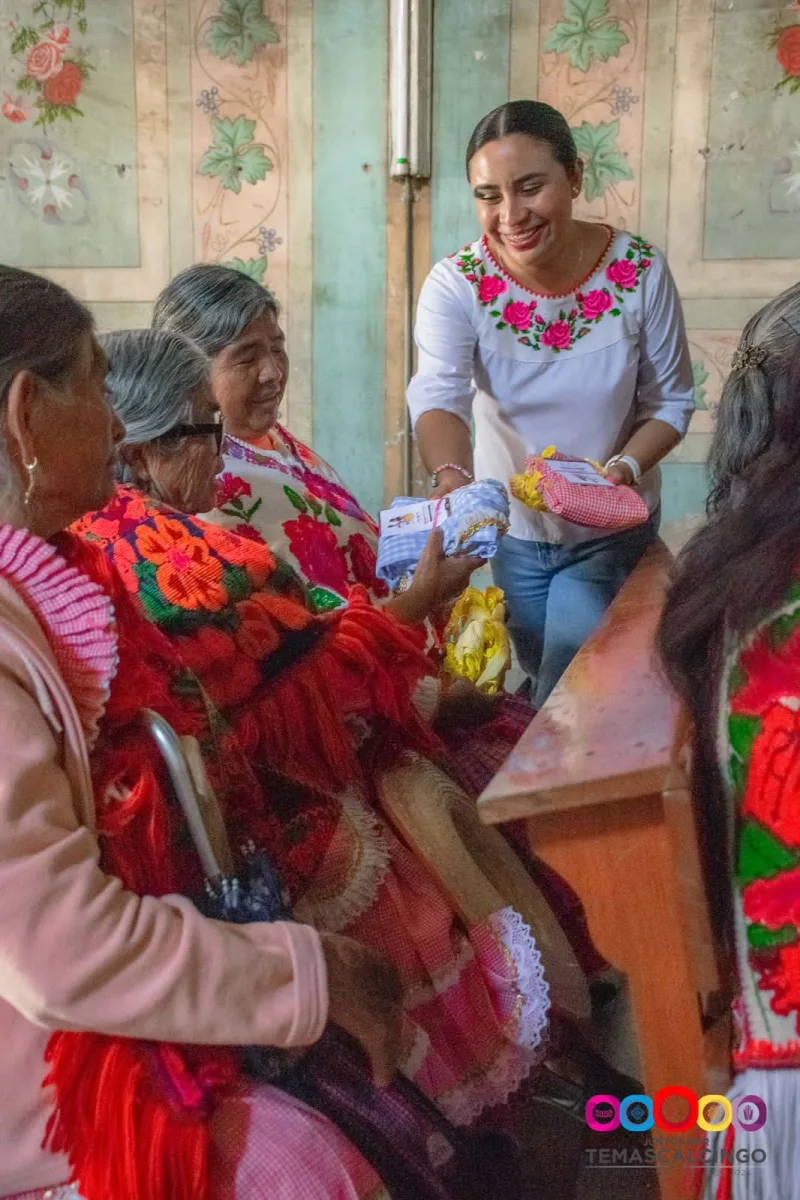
[25,40,64,81]
[606,259,638,290]
[478,275,507,305]
[2,94,29,123]
[777,26,800,76]
[43,62,82,107]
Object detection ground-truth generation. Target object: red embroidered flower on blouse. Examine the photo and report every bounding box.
[541,320,572,350]
[478,275,507,305]
[606,259,638,290]
[216,472,252,507]
[502,299,535,332]
[284,514,350,596]
[347,532,389,597]
[742,700,800,848]
[579,289,613,321]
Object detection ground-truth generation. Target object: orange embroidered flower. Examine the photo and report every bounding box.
[136,515,226,611]
[234,598,281,660]
[202,520,275,583]
[112,538,138,594]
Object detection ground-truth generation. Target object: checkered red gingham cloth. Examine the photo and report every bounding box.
[514,451,650,533]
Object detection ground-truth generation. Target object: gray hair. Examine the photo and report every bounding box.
[99,328,209,445]
[708,281,800,510]
[151,264,279,357]
[0,265,93,510]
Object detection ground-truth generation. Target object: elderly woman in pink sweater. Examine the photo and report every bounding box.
[0,267,402,1200]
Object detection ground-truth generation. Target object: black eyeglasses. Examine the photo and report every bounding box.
[157,422,224,453]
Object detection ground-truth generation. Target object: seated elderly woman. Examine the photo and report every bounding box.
[150,265,609,984]
[0,266,414,1200]
[151,264,536,799]
[74,327,572,1159]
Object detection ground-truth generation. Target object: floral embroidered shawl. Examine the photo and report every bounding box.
[72,486,438,895]
[204,425,390,614]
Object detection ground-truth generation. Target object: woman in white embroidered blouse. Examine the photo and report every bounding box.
[407,100,694,705]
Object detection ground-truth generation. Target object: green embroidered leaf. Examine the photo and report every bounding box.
[771,607,800,649]
[692,360,709,410]
[572,119,634,203]
[544,0,628,72]
[206,0,279,66]
[747,922,798,950]
[729,713,761,764]
[728,662,748,698]
[222,564,250,602]
[738,820,799,887]
[243,497,263,522]
[306,495,323,517]
[324,504,342,527]
[308,585,346,613]
[284,485,308,513]
[610,307,621,316]
[198,116,272,194]
[228,255,268,283]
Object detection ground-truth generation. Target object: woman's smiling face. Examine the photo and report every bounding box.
[469,133,581,277]
[209,312,288,442]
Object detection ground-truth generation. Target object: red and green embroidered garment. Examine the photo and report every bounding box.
[72,486,438,893]
[725,581,800,1070]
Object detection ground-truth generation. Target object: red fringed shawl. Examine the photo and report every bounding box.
[73,487,440,895]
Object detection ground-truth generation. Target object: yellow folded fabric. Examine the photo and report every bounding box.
[444,586,511,694]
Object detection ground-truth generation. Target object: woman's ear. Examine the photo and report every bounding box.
[119,442,152,490]
[5,369,40,467]
[570,159,584,199]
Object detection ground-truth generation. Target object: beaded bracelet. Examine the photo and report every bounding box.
[431,462,474,488]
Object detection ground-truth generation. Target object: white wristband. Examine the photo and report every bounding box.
[605,454,642,485]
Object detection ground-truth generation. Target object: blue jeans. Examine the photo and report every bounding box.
[491,513,659,708]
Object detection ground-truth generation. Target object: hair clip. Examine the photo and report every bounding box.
[731,344,767,373]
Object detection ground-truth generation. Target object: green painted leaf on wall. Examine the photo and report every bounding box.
[544,0,628,72]
[571,119,634,202]
[198,116,272,194]
[206,0,280,67]
[228,255,268,282]
[692,360,709,409]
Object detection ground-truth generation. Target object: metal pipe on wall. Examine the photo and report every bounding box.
[390,0,432,495]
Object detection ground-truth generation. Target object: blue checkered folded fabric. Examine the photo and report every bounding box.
[376,479,510,591]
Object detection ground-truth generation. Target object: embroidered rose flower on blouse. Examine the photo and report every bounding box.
[502,299,535,331]
[284,513,350,596]
[541,320,573,351]
[478,275,507,305]
[579,289,613,321]
[216,471,252,507]
[606,259,638,290]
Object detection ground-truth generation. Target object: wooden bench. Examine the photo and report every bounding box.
[478,541,727,1200]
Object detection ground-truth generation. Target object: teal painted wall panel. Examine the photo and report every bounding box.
[312,0,387,517]
[430,0,511,265]
[661,464,709,526]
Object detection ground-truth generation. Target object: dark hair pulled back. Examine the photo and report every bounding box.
[465,100,578,178]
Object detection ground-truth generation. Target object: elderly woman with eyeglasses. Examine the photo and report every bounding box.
[74,327,573,1163]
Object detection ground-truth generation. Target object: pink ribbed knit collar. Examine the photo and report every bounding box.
[0,525,117,748]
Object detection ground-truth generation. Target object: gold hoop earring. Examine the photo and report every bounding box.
[23,457,38,507]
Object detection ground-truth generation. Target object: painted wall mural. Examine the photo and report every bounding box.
[2,0,798,522]
[1,0,138,266]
